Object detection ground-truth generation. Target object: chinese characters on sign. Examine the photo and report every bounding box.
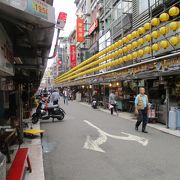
[57,12,67,30]
[31,0,48,19]
[70,45,77,68]
[76,18,84,43]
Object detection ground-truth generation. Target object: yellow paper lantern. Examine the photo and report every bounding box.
[138,49,144,57]
[169,6,180,17]
[112,44,116,50]
[127,44,132,51]
[115,60,120,65]
[131,31,139,39]
[111,53,116,58]
[114,51,119,57]
[132,41,138,49]
[151,31,160,39]
[132,51,138,59]
[170,36,179,46]
[122,47,128,53]
[138,27,145,35]
[122,46,128,53]
[122,56,127,62]
[152,43,160,51]
[151,18,160,26]
[127,34,132,41]
[159,13,169,22]
[118,49,123,54]
[144,23,151,30]
[117,40,123,46]
[127,54,132,61]
[159,26,169,35]
[114,42,119,48]
[137,38,144,46]
[145,34,151,42]
[122,37,128,44]
[109,54,114,59]
[160,40,169,49]
[104,48,108,53]
[117,58,123,64]
[144,46,151,54]
[112,61,117,66]
[169,21,179,31]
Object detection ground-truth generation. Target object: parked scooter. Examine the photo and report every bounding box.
[32,99,65,124]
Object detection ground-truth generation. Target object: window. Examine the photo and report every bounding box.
[113,0,132,20]
[99,31,111,51]
[138,0,162,14]
[122,1,132,13]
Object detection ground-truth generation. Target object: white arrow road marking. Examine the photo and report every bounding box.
[83,120,149,153]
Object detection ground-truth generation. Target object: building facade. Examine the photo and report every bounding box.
[0,0,55,130]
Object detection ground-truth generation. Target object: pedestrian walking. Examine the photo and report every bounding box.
[109,90,117,115]
[51,89,60,105]
[135,87,150,133]
[63,88,69,105]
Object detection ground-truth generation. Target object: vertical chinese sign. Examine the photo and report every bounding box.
[70,45,77,68]
[76,18,84,43]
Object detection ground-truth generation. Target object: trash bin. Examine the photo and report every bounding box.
[176,109,180,130]
[168,107,177,130]
[0,152,6,180]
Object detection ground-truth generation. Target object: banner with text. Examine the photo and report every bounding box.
[76,18,84,43]
[70,45,76,68]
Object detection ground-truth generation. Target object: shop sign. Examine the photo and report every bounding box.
[0,0,55,23]
[76,18,84,43]
[26,0,54,23]
[88,19,98,35]
[70,45,77,68]
[0,25,14,76]
[57,12,67,30]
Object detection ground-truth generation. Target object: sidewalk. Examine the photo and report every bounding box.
[23,121,45,180]
[81,102,180,138]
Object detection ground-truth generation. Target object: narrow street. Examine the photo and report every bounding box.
[42,101,180,180]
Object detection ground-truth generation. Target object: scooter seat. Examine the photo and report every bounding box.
[47,105,59,109]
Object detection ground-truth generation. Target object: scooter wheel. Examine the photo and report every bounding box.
[57,113,64,121]
[32,116,39,124]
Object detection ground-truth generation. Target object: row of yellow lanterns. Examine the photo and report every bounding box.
[56,35,180,84]
[56,7,179,83]
[56,33,180,83]
[55,6,180,84]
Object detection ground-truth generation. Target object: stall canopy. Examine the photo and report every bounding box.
[0,0,55,88]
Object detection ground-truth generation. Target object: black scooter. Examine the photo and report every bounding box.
[32,100,66,124]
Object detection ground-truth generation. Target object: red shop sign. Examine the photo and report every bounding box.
[70,45,77,68]
[76,18,84,43]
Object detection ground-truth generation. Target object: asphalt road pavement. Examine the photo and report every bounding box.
[42,100,180,180]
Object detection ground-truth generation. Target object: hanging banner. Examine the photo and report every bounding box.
[76,18,84,43]
[70,45,76,68]
[57,12,67,30]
